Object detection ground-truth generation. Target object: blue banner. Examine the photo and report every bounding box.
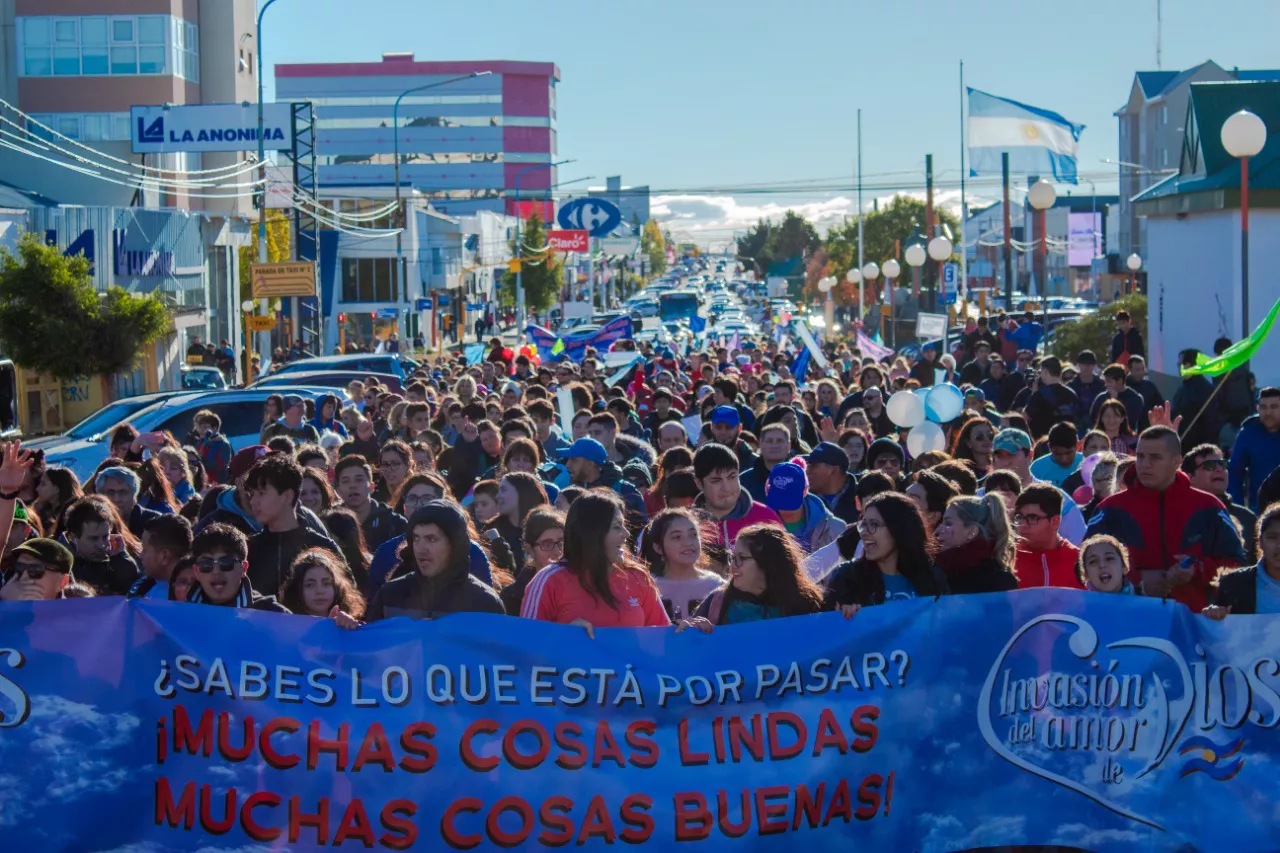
[1,591,1277,851]
[526,315,632,362]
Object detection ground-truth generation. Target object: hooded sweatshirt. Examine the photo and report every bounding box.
[784,493,846,554]
[365,501,504,620]
[694,487,782,554]
[583,461,650,528]
[311,394,350,438]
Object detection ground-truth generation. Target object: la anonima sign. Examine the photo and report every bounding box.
[131,103,296,154]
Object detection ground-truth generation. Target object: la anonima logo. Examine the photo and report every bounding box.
[0,648,31,729]
[976,614,1280,831]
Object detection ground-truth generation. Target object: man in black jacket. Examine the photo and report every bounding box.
[360,501,504,621]
[64,496,140,596]
[187,523,290,612]
[336,454,407,550]
[1110,311,1145,363]
[244,454,344,599]
[1171,349,1221,452]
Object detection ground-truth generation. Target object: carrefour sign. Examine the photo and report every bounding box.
[130,103,296,154]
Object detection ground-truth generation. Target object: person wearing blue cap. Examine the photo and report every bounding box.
[805,442,859,524]
[710,405,757,471]
[765,461,845,554]
[561,438,648,529]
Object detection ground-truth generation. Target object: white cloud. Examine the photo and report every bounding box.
[651,189,998,247]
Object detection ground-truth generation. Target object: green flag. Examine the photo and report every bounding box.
[551,337,565,356]
[1182,296,1280,377]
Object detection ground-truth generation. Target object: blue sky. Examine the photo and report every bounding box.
[262,0,1280,244]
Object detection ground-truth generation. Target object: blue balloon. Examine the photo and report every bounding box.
[925,383,965,423]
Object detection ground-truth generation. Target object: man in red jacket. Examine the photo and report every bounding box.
[1085,425,1244,610]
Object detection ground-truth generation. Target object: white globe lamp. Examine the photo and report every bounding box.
[927,236,953,262]
[1221,110,1267,159]
[882,258,901,279]
[904,243,926,268]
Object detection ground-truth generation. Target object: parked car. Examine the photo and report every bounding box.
[250,370,402,395]
[20,390,191,451]
[269,353,418,381]
[43,386,333,482]
[181,366,227,391]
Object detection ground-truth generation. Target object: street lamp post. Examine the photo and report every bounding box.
[1027,179,1057,336]
[861,262,880,344]
[845,267,861,330]
[1126,253,1142,295]
[904,243,926,347]
[882,259,901,348]
[391,71,491,346]
[513,159,574,331]
[927,236,953,312]
[255,0,282,362]
[1222,109,1268,340]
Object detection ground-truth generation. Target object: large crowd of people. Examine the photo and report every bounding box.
[4,309,1278,631]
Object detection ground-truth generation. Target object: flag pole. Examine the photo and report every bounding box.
[959,60,968,308]
[856,109,864,333]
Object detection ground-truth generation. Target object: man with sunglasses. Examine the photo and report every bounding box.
[186,523,290,611]
[0,539,74,601]
[1185,444,1256,563]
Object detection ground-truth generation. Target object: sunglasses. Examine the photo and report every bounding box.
[196,556,241,574]
[1197,458,1226,471]
[14,560,57,580]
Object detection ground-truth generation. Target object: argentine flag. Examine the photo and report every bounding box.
[967,88,1084,184]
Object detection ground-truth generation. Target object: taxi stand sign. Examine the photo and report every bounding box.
[249,262,316,299]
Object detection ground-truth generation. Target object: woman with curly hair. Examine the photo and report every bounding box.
[282,547,366,618]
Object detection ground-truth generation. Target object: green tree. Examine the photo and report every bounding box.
[735,210,821,276]
[824,195,961,303]
[1050,293,1147,360]
[641,219,667,277]
[499,212,563,312]
[239,210,291,301]
[0,233,169,382]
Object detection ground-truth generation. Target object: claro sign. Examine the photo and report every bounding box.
[547,230,590,253]
[130,103,296,154]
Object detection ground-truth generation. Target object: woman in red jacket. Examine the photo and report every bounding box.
[520,491,669,634]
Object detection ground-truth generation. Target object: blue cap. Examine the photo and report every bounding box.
[562,437,608,465]
[711,405,741,428]
[805,441,849,473]
[765,461,808,512]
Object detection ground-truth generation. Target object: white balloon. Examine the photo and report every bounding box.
[886,390,925,429]
[906,420,946,457]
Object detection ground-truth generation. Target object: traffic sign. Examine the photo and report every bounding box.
[376,308,399,320]
[249,261,316,299]
[415,298,432,312]
[557,197,622,237]
[599,237,640,256]
[942,263,959,305]
[246,315,276,332]
[916,312,948,339]
[508,259,521,273]
[547,230,590,252]
[435,293,451,307]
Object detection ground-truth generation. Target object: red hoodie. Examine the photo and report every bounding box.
[1014,538,1082,589]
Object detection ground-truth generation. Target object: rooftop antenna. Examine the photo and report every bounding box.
[1156,0,1163,69]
